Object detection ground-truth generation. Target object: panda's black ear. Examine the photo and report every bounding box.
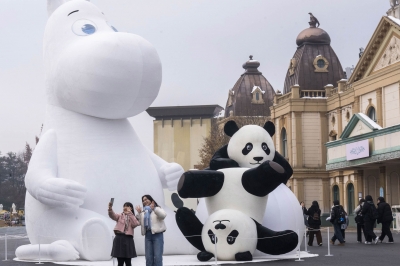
[263,121,275,136]
[224,120,239,137]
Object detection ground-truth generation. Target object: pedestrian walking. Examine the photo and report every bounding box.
[377,197,394,243]
[136,195,166,266]
[354,198,366,243]
[329,200,345,246]
[361,195,379,244]
[109,202,140,266]
[340,212,349,242]
[306,201,322,246]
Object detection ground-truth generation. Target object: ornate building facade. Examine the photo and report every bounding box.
[271,5,400,213]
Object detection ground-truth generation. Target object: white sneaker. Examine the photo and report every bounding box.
[387,241,394,244]
[374,237,380,244]
[365,241,372,245]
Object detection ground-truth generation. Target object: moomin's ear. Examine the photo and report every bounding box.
[263,121,275,137]
[224,120,239,137]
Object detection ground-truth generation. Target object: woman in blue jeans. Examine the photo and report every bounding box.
[136,195,166,266]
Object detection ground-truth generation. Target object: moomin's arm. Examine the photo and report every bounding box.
[25,129,87,208]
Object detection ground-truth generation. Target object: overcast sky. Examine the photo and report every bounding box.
[0,0,390,154]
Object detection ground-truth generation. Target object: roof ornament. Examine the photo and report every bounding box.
[249,55,253,60]
[390,0,399,8]
[308,12,320,28]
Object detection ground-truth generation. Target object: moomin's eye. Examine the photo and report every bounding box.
[72,19,97,36]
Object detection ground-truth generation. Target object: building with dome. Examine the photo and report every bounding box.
[283,17,345,94]
[271,7,400,214]
[224,56,275,117]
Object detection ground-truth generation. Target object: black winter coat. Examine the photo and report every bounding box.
[306,205,321,226]
[377,201,393,224]
[361,201,376,222]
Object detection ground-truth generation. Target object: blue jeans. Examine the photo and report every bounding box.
[145,231,164,266]
[331,223,345,244]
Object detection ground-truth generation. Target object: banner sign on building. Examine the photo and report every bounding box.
[346,139,369,161]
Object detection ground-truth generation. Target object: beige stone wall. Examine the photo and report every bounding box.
[341,105,353,130]
[275,118,281,154]
[154,118,211,212]
[360,91,377,114]
[383,82,400,127]
[291,112,298,166]
[303,179,323,207]
[302,112,322,167]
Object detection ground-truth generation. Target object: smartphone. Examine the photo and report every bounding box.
[110,198,114,206]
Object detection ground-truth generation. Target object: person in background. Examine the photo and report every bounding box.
[354,198,366,243]
[306,201,322,246]
[329,200,345,246]
[340,211,349,242]
[136,195,166,266]
[109,202,140,266]
[377,197,394,243]
[300,201,309,229]
[361,195,379,245]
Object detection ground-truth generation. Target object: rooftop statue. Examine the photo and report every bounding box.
[308,12,320,28]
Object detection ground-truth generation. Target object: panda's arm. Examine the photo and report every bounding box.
[177,170,224,198]
[242,161,288,197]
[272,151,293,184]
[209,145,239,170]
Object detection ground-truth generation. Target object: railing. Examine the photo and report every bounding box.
[276,92,292,104]
[300,90,326,98]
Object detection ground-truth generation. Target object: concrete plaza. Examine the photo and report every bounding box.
[0,227,398,266]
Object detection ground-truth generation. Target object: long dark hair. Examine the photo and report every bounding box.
[311,200,320,209]
[124,202,135,215]
[142,195,159,207]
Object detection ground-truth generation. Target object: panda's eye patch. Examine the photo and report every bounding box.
[242,143,253,155]
[227,230,239,245]
[208,229,217,244]
[262,142,270,155]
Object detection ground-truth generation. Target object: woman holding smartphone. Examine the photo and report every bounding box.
[135,195,166,266]
[108,201,140,266]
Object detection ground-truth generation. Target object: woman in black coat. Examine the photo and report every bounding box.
[306,201,322,246]
[361,195,379,244]
[377,197,394,243]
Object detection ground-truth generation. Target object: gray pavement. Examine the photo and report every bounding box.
[0,227,399,266]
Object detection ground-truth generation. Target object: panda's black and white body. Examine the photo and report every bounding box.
[176,121,299,261]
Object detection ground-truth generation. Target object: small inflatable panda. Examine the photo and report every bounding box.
[176,120,298,261]
[201,209,257,261]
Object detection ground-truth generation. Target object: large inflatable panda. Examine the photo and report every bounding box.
[176,120,298,261]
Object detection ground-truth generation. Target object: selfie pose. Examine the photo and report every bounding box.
[109,202,140,266]
[136,195,166,266]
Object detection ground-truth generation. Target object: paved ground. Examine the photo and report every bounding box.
[0,227,399,266]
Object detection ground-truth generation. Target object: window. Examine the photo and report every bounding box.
[367,107,376,122]
[333,185,339,202]
[347,183,354,212]
[256,92,259,101]
[281,128,288,158]
[317,59,325,68]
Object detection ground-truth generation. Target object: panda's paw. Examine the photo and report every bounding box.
[235,251,253,261]
[197,251,214,261]
[261,161,285,175]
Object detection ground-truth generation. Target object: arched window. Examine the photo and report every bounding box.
[256,92,260,101]
[367,107,376,122]
[347,183,354,212]
[281,128,287,158]
[333,185,339,202]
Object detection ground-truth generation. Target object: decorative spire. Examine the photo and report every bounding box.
[308,12,320,28]
[242,55,262,75]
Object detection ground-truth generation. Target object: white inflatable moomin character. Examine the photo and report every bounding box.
[16,0,187,261]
